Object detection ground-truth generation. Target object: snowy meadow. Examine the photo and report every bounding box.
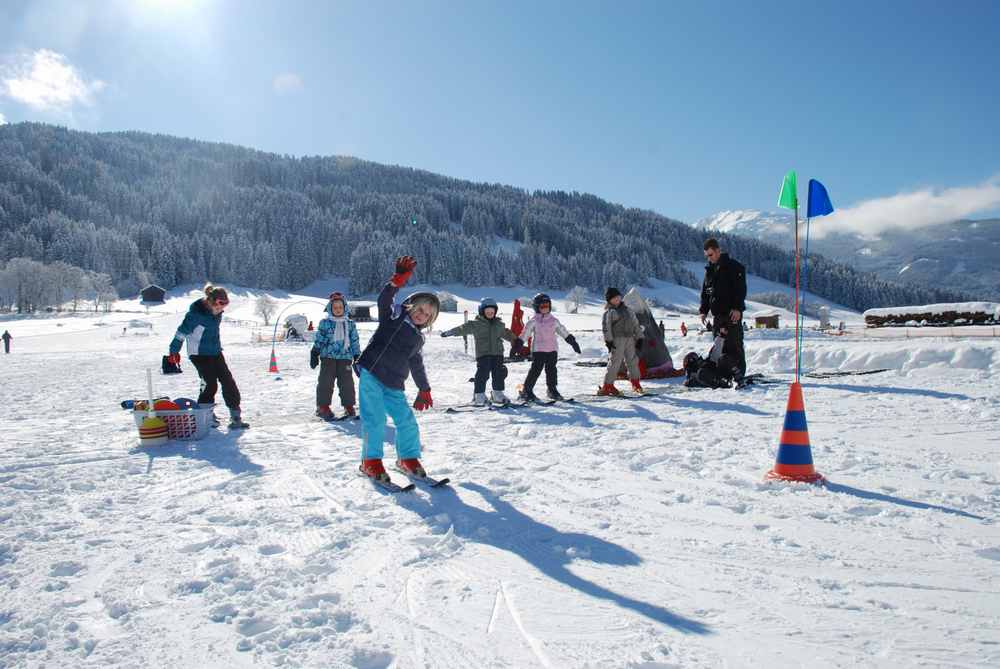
[1,286,998,668]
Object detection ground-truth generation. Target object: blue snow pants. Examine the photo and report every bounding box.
[359,369,421,460]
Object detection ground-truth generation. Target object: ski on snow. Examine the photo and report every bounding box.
[358,469,416,493]
[393,465,451,488]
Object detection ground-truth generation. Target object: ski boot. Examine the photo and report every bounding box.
[473,393,488,407]
[316,404,334,421]
[490,390,510,406]
[630,379,645,395]
[342,405,357,417]
[199,403,220,427]
[396,458,426,478]
[597,383,622,396]
[228,409,250,430]
[546,388,565,401]
[360,458,390,483]
[518,387,539,402]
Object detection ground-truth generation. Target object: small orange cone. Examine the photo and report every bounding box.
[268,348,280,374]
[766,382,823,484]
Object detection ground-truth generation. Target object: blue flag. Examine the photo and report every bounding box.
[807,179,833,218]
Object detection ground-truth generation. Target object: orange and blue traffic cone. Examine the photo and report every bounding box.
[766,381,824,484]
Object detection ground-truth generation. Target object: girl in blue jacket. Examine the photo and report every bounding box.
[355,256,439,484]
[167,284,248,429]
[310,292,361,420]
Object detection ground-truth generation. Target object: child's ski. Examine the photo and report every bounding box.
[331,414,360,422]
[358,469,415,493]
[393,465,451,488]
[444,403,521,414]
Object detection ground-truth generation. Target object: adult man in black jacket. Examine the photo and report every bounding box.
[699,238,747,379]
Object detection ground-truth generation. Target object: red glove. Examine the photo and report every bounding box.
[167,353,181,365]
[413,389,433,411]
[390,255,417,287]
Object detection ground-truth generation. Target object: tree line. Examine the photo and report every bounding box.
[0,122,970,312]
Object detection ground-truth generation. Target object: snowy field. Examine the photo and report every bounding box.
[1,285,999,668]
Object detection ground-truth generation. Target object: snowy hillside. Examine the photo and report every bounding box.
[1,284,999,668]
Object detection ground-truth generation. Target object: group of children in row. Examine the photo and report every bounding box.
[168,256,647,484]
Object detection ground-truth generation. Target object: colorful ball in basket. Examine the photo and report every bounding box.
[153,399,180,411]
[139,415,169,446]
[174,397,198,409]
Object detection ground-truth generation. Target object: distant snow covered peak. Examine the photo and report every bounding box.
[695,209,793,241]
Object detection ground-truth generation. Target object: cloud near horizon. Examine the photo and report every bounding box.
[0,111,6,125]
[272,72,304,94]
[1,49,105,112]
[818,176,1000,237]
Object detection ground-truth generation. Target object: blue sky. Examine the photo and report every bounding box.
[1,0,998,227]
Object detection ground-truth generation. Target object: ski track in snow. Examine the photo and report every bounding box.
[1,300,999,667]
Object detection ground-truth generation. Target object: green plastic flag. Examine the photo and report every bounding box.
[778,170,798,210]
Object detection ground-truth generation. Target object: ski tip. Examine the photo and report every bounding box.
[431,478,451,487]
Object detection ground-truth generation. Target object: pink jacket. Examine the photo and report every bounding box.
[521,313,569,353]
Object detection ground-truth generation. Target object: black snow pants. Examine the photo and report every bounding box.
[474,354,506,393]
[522,351,558,393]
[190,353,241,410]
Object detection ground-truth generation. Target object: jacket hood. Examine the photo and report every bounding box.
[325,296,351,317]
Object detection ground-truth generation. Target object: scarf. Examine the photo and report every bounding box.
[330,316,348,347]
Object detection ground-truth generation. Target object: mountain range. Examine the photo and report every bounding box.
[697,210,999,301]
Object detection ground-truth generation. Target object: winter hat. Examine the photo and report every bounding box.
[532,293,551,311]
[683,352,702,371]
[478,297,499,318]
[605,287,622,303]
[204,283,229,305]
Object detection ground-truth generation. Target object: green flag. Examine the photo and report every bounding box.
[778,170,798,210]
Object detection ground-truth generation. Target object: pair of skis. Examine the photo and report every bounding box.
[361,463,451,493]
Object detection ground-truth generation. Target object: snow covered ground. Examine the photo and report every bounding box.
[1,286,998,668]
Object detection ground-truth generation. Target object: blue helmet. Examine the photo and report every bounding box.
[478,297,499,318]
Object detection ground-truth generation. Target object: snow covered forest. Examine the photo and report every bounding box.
[0,122,968,311]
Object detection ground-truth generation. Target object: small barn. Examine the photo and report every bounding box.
[754,311,780,329]
[350,303,374,322]
[140,285,166,305]
[436,292,458,313]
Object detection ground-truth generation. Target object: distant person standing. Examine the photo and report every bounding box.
[2,330,11,354]
[699,238,748,379]
[599,288,644,396]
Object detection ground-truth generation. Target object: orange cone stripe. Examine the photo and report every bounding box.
[779,430,811,446]
[770,463,819,476]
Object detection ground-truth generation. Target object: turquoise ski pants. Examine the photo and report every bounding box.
[359,369,421,460]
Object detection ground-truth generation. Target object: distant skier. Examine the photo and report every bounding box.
[355,256,439,484]
[440,298,523,406]
[699,238,747,380]
[2,329,11,354]
[310,292,361,421]
[599,288,644,396]
[167,284,249,429]
[516,293,581,402]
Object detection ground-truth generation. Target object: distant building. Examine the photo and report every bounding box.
[436,292,458,313]
[350,303,374,322]
[754,311,780,329]
[140,285,166,305]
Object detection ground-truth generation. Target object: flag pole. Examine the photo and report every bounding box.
[794,205,801,383]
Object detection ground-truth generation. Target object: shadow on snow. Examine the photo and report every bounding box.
[398,481,711,635]
[824,481,986,521]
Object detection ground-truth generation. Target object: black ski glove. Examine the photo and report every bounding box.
[565,334,581,355]
[605,341,615,351]
[635,337,643,351]
[309,349,320,369]
[513,338,524,351]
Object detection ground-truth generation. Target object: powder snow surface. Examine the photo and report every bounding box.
[1,289,998,668]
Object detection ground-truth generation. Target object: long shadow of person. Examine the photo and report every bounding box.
[399,481,711,634]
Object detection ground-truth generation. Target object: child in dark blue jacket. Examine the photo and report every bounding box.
[355,256,439,484]
[167,284,248,429]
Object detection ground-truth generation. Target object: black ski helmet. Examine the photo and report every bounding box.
[532,293,551,311]
[683,351,702,371]
[478,297,499,318]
